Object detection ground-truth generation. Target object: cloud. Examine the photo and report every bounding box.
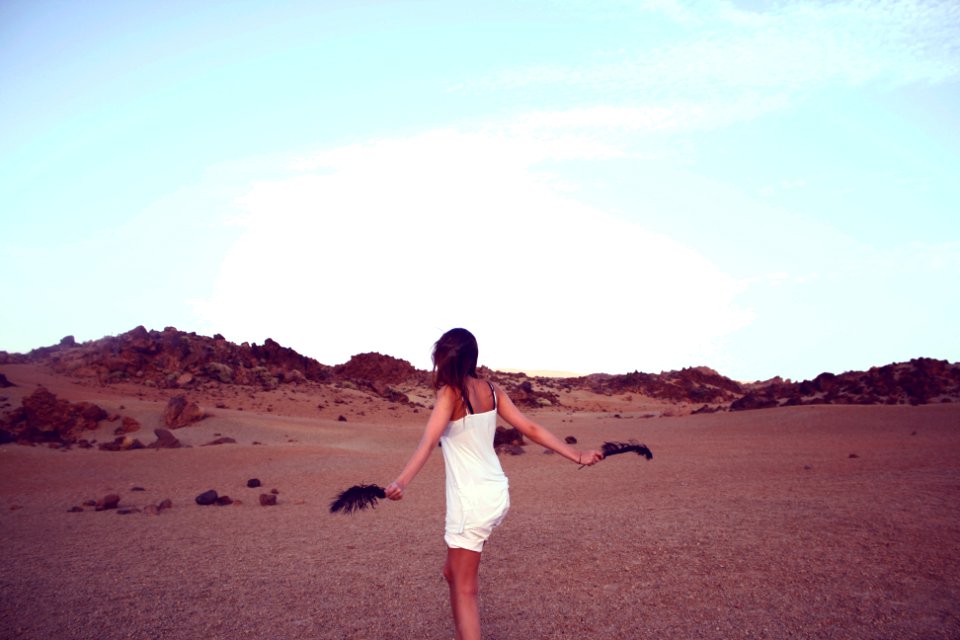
[459,0,960,129]
[194,129,753,373]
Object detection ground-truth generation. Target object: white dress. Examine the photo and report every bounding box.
[439,383,510,552]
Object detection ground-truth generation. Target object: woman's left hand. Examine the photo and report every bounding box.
[384,481,404,500]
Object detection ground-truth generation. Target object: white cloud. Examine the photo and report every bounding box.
[195,129,753,373]
[461,0,959,129]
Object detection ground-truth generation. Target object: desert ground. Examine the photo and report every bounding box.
[1,363,959,640]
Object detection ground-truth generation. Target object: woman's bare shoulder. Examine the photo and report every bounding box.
[435,385,458,401]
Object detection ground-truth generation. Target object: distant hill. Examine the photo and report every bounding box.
[1,326,957,410]
[730,359,960,410]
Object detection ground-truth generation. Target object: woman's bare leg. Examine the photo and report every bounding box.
[444,547,482,640]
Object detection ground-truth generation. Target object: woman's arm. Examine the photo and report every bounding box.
[384,386,458,500]
[494,383,603,466]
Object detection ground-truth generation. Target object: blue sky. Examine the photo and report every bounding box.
[2,0,958,381]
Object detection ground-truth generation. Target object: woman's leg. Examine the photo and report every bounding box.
[443,546,482,640]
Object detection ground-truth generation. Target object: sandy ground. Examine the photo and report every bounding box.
[1,364,959,639]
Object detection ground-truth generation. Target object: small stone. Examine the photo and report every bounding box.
[270,488,279,495]
[68,506,84,513]
[564,436,577,444]
[259,493,277,506]
[131,486,146,492]
[195,489,219,505]
[247,478,262,488]
[337,415,347,422]
[216,495,233,506]
[117,508,141,515]
[157,498,173,511]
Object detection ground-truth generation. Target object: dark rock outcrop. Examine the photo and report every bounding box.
[0,388,107,445]
[733,358,960,411]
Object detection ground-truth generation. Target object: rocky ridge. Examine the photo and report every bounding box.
[1,327,957,421]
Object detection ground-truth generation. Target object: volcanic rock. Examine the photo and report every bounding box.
[494,426,525,448]
[498,444,525,456]
[195,490,219,506]
[148,428,182,449]
[163,395,205,429]
[247,478,262,488]
[259,493,277,506]
[95,494,121,511]
[114,416,141,435]
[0,373,14,388]
[0,388,107,445]
[98,436,146,451]
[334,352,419,386]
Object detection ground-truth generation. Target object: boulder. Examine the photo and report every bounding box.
[0,388,107,444]
[148,428,182,449]
[494,426,525,448]
[163,395,205,429]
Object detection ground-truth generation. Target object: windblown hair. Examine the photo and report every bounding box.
[432,328,479,397]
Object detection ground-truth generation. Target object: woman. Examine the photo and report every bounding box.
[385,328,603,640]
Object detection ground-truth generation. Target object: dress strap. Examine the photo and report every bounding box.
[462,381,496,414]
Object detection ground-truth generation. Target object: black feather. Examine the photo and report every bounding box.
[329,483,386,514]
[601,441,653,461]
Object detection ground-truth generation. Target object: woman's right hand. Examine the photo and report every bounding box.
[384,481,404,501]
[578,449,604,466]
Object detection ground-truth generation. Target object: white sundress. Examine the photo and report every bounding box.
[439,382,510,552]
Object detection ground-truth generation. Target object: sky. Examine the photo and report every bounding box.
[1,0,958,382]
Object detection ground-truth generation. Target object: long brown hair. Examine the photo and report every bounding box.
[432,328,479,397]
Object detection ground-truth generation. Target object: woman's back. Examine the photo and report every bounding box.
[440,378,506,490]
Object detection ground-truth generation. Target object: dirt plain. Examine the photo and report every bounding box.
[1,363,959,640]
